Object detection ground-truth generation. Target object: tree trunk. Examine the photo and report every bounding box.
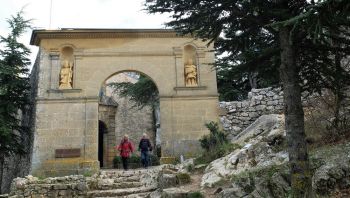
[279,26,312,197]
[0,155,4,194]
[248,71,258,89]
[333,38,343,130]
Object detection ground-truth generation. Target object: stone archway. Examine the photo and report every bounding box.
[98,71,158,168]
[29,29,219,177]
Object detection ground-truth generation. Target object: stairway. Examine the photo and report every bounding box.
[87,168,161,198]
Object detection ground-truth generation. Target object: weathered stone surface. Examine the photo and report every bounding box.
[176,158,194,173]
[5,166,172,198]
[161,187,189,198]
[311,142,350,195]
[220,87,284,136]
[205,123,350,198]
[149,189,162,198]
[202,114,287,188]
[232,114,285,145]
[159,174,178,189]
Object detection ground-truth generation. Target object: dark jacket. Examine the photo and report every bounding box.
[139,138,152,152]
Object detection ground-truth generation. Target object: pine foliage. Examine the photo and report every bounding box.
[108,75,159,109]
[0,11,31,157]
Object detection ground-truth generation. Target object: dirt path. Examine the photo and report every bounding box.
[179,172,219,198]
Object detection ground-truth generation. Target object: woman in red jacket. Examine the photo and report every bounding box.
[116,134,134,170]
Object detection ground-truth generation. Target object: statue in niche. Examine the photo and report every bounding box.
[59,60,74,89]
[184,58,198,86]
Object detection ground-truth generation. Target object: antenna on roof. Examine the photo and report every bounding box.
[49,0,53,29]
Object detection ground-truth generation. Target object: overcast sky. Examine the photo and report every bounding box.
[0,0,170,66]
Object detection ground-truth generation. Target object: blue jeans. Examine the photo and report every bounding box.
[141,151,150,167]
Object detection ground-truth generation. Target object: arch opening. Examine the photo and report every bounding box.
[98,120,107,168]
[98,71,160,169]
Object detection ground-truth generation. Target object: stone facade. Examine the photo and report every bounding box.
[220,87,284,136]
[29,29,219,177]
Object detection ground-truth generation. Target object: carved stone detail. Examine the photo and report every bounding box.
[59,46,74,89]
[184,58,198,86]
[184,44,199,87]
[59,60,74,89]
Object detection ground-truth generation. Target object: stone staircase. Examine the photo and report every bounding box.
[3,165,180,198]
[86,168,161,198]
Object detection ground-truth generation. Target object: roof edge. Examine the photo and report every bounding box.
[30,28,188,46]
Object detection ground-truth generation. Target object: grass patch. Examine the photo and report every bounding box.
[176,173,191,185]
[83,172,93,177]
[187,191,204,198]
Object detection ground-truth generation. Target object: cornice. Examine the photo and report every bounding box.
[30,28,190,46]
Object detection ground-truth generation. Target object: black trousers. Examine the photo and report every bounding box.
[121,157,128,170]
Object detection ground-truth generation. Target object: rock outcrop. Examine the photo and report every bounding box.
[202,114,288,188]
[203,113,350,197]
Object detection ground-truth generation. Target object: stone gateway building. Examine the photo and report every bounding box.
[29,29,219,177]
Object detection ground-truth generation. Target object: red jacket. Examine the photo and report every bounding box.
[116,140,134,158]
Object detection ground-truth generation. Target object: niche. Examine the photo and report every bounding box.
[58,46,74,89]
[183,45,198,87]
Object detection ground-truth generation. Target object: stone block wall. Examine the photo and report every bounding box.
[31,101,99,177]
[220,87,284,136]
[8,175,89,197]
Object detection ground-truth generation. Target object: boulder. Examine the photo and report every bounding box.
[159,174,178,189]
[177,158,194,173]
[231,114,284,145]
[311,142,350,195]
[161,188,189,198]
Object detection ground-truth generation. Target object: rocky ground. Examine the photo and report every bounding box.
[2,113,350,197]
[198,114,350,198]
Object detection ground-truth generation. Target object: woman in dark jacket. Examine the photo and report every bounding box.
[138,133,153,168]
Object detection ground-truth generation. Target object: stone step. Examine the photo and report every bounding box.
[125,192,152,198]
[97,175,141,183]
[87,186,157,198]
[98,168,160,179]
[97,181,143,190]
[95,192,152,198]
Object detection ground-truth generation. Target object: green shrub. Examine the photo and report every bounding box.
[113,155,122,167]
[196,121,241,164]
[199,121,228,151]
[187,191,204,198]
[176,173,191,185]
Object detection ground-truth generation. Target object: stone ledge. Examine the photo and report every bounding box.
[36,97,99,103]
[160,157,176,165]
[174,86,207,91]
[47,89,82,93]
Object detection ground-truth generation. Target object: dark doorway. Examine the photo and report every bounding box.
[98,120,107,167]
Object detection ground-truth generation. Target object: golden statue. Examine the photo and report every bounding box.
[59,60,73,89]
[184,58,198,86]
